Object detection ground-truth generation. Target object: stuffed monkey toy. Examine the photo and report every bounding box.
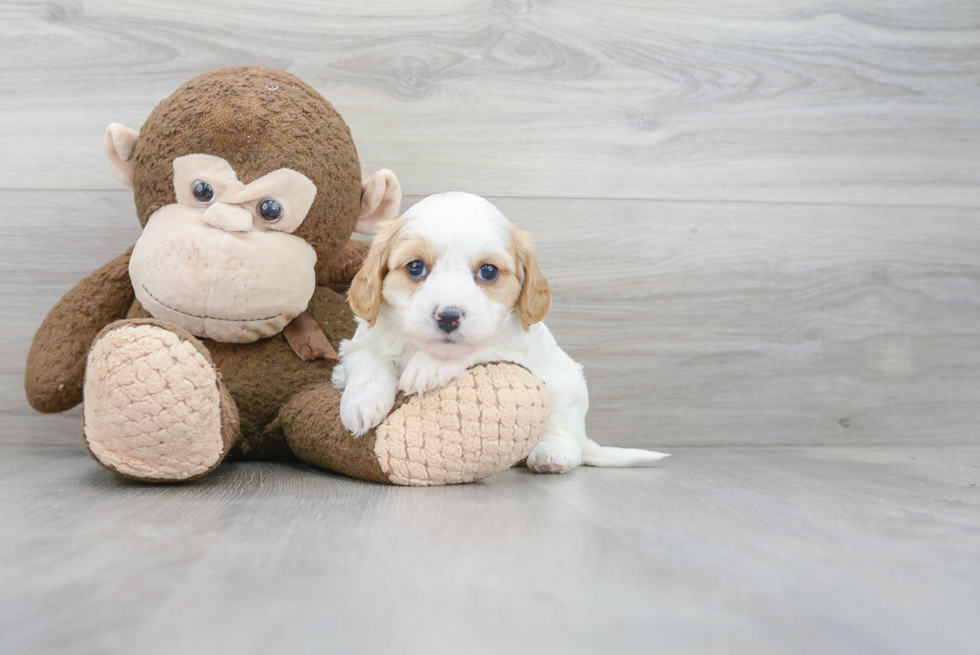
[25,66,548,485]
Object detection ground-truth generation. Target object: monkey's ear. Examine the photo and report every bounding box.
[103,123,140,189]
[356,169,401,235]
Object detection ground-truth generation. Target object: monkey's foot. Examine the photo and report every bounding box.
[283,363,550,486]
[82,319,239,482]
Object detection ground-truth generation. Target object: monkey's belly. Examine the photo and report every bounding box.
[126,285,357,459]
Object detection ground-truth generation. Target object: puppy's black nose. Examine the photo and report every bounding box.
[436,307,462,333]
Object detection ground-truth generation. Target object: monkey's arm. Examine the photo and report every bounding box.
[322,239,370,293]
[25,248,136,413]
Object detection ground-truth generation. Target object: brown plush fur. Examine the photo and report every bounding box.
[279,383,398,484]
[132,66,362,287]
[25,249,135,413]
[25,66,549,485]
[26,66,369,471]
[325,239,372,293]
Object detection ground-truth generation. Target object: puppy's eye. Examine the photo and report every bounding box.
[192,180,215,204]
[258,199,283,222]
[406,260,428,279]
[477,264,499,282]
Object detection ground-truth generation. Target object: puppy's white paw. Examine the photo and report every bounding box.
[526,438,583,475]
[398,352,467,396]
[340,376,398,438]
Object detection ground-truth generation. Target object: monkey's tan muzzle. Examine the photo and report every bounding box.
[129,204,317,343]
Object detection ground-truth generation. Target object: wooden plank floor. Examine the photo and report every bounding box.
[2,1,978,653]
[2,446,978,655]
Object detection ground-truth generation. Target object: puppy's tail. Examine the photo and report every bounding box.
[581,439,670,468]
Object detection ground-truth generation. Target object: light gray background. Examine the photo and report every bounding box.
[1,2,978,654]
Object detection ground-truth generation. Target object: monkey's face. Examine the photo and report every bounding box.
[106,67,402,344]
[129,154,319,343]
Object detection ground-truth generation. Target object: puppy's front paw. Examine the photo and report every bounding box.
[526,438,583,475]
[398,353,467,396]
[340,377,397,438]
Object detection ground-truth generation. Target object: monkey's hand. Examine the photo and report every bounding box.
[25,248,136,413]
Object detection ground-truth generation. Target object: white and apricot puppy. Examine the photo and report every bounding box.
[332,192,668,474]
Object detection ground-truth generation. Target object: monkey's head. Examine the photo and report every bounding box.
[104,66,400,343]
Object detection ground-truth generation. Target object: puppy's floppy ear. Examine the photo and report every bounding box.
[348,219,402,327]
[512,226,551,331]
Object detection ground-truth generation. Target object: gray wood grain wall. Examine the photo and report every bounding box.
[2,0,978,448]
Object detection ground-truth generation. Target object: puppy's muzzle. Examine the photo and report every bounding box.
[435,307,462,334]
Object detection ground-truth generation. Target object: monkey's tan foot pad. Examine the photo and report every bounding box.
[283,363,550,486]
[82,320,238,482]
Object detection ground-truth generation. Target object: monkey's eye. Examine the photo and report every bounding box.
[477,264,499,282]
[192,180,215,204]
[406,260,428,279]
[258,199,283,222]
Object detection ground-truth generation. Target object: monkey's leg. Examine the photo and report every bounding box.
[280,363,550,486]
[82,319,240,482]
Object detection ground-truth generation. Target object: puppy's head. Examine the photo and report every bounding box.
[348,192,551,357]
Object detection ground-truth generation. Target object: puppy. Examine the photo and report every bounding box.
[332,192,668,474]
